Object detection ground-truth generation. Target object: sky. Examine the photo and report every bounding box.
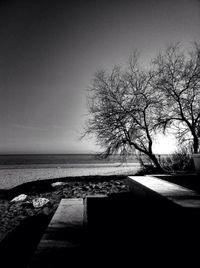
[0,0,200,154]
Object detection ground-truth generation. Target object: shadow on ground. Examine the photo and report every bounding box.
[1,187,200,267]
[0,214,52,268]
[85,192,200,267]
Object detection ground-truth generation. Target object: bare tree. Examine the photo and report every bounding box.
[153,43,200,153]
[84,57,163,170]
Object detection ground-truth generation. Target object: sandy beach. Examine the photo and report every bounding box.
[0,163,140,190]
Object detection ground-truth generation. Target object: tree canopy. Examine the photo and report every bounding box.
[153,43,200,153]
[83,42,200,169]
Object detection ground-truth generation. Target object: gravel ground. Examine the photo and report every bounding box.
[0,175,130,243]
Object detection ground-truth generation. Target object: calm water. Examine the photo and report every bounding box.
[0,154,139,168]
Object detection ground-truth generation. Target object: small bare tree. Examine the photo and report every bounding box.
[153,43,200,153]
[84,57,163,170]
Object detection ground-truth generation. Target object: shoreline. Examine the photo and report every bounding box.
[0,164,140,190]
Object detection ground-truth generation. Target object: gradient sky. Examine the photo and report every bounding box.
[0,0,200,154]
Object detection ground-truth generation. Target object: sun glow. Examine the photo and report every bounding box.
[153,134,177,154]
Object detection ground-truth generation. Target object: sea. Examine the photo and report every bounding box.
[0,154,139,168]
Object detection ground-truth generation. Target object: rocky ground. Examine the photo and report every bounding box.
[0,175,130,243]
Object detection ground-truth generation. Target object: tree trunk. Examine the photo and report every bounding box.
[149,153,163,172]
[193,135,199,154]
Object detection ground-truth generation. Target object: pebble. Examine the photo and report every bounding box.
[32,198,49,208]
[10,194,27,202]
[0,178,129,242]
[51,182,65,187]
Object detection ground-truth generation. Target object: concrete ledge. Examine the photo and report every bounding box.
[128,176,200,209]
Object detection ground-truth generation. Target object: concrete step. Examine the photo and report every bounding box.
[28,199,85,268]
[28,194,137,267]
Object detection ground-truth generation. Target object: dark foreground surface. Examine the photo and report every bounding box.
[85,191,200,267]
[0,214,51,268]
[1,174,200,267]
